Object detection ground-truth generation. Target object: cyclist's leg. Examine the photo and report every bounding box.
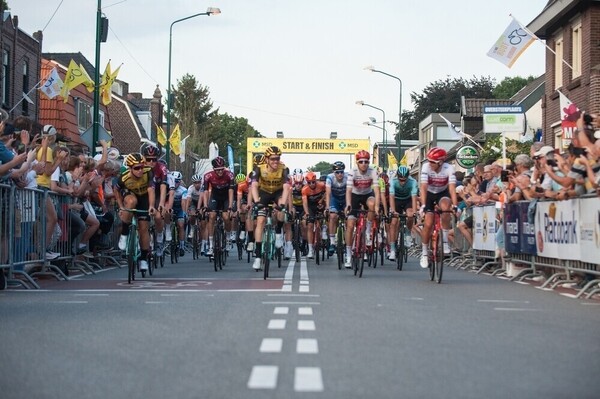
[118,193,137,249]
[306,213,315,258]
[438,196,452,253]
[137,195,151,270]
[420,192,439,268]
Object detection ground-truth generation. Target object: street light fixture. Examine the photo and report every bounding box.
[166,7,221,165]
[364,65,403,160]
[356,100,386,168]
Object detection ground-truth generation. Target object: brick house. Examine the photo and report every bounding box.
[528,0,600,149]
[0,10,42,124]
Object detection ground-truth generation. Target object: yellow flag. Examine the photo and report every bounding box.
[102,63,121,105]
[387,151,398,168]
[79,64,95,93]
[169,124,181,155]
[156,123,167,146]
[399,152,408,166]
[99,61,111,98]
[60,59,90,102]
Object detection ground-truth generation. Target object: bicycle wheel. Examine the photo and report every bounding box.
[293,220,301,262]
[237,229,244,261]
[127,233,136,284]
[397,228,404,271]
[192,225,199,260]
[213,226,222,272]
[277,247,282,268]
[263,227,272,279]
[435,228,444,283]
[428,236,436,281]
[336,224,344,270]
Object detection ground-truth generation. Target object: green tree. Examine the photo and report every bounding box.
[307,161,333,175]
[398,76,496,141]
[493,75,536,99]
[478,134,532,165]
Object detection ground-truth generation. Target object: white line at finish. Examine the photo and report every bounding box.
[248,365,278,389]
[268,319,287,330]
[298,320,316,331]
[294,367,323,392]
[298,307,313,315]
[296,338,318,354]
[260,338,283,353]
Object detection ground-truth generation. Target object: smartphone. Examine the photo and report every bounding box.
[500,170,509,182]
[546,159,557,167]
[572,147,588,157]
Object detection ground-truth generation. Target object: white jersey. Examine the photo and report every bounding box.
[420,162,456,194]
[347,167,379,195]
[184,184,203,202]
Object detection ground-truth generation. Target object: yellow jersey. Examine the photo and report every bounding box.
[253,163,289,194]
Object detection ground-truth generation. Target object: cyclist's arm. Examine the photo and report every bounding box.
[411,194,418,211]
[159,183,167,209]
[281,182,291,209]
[420,182,428,209]
[325,185,331,210]
[389,192,396,214]
[148,186,156,211]
[114,187,124,211]
[302,192,309,216]
[251,181,260,204]
[448,183,458,208]
[228,187,234,210]
[345,186,352,210]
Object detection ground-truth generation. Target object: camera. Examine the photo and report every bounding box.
[583,113,593,124]
[546,159,557,167]
[572,147,588,157]
[500,170,510,182]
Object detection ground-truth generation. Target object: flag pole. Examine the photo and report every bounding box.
[8,79,43,113]
[510,14,574,71]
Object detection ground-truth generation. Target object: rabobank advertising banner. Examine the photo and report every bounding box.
[473,205,497,251]
[535,199,579,260]
[578,196,600,264]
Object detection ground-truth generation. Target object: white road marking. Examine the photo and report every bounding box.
[294,367,323,392]
[268,294,320,297]
[493,307,542,312]
[282,284,293,292]
[145,301,167,304]
[478,299,530,303]
[296,338,318,354]
[262,301,321,305]
[273,306,289,315]
[298,320,316,331]
[248,365,278,389]
[300,259,308,282]
[268,319,287,330]
[260,338,283,353]
[298,307,313,315]
[73,294,109,297]
[299,285,310,293]
[53,301,88,304]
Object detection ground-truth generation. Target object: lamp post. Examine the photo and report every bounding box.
[364,66,402,160]
[166,7,221,165]
[356,100,386,168]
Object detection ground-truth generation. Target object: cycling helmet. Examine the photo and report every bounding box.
[171,171,183,181]
[293,174,304,184]
[191,174,202,183]
[235,173,246,183]
[293,168,303,175]
[427,147,447,162]
[212,156,226,168]
[124,153,145,167]
[397,165,410,178]
[253,154,265,166]
[305,172,317,182]
[332,161,345,171]
[355,150,370,161]
[264,146,282,158]
[142,143,160,158]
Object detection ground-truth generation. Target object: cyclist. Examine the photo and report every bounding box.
[290,169,307,255]
[388,165,418,261]
[251,146,291,270]
[142,144,169,257]
[184,173,204,241]
[166,171,187,257]
[114,153,156,272]
[378,169,391,260]
[302,172,326,259]
[344,150,380,268]
[203,156,235,256]
[419,147,458,268]
[234,172,250,245]
[325,161,347,256]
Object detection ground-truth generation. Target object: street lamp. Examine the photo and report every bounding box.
[356,100,386,168]
[166,7,221,165]
[364,66,402,160]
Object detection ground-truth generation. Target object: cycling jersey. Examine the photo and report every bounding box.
[347,167,378,195]
[116,167,155,196]
[237,180,250,201]
[184,184,203,204]
[390,176,418,200]
[252,163,289,194]
[378,174,390,198]
[302,181,326,206]
[291,183,304,207]
[325,172,347,200]
[420,162,456,194]
[203,169,235,196]
[171,184,187,210]
[152,162,169,186]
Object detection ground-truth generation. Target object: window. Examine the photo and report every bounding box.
[76,99,92,131]
[2,49,9,107]
[554,35,563,89]
[22,61,30,114]
[571,20,582,78]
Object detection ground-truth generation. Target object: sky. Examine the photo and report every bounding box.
[11,0,548,171]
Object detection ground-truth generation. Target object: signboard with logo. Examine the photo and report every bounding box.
[472,204,497,251]
[455,145,479,169]
[534,199,580,260]
[483,106,525,134]
[246,138,370,171]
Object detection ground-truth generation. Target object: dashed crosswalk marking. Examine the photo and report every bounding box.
[294,367,323,392]
[298,306,313,315]
[296,338,318,354]
[298,320,316,331]
[260,338,283,353]
[273,306,289,314]
[268,319,287,329]
[248,365,278,389]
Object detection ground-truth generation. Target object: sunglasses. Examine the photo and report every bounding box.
[269,157,280,161]
[146,158,157,162]
[358,160,369,165]
[398,177,407,180]
[429,160,443,165]
[132,165,144,171]
[214,168,225,172]
[334,171,344,174]
[307,181,317,184]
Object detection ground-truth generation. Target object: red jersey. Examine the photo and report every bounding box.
[301,181,326,205]
[152,162,169,185]
[203,169,234,195]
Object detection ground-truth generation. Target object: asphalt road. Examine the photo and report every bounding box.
[1,248,599,399]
